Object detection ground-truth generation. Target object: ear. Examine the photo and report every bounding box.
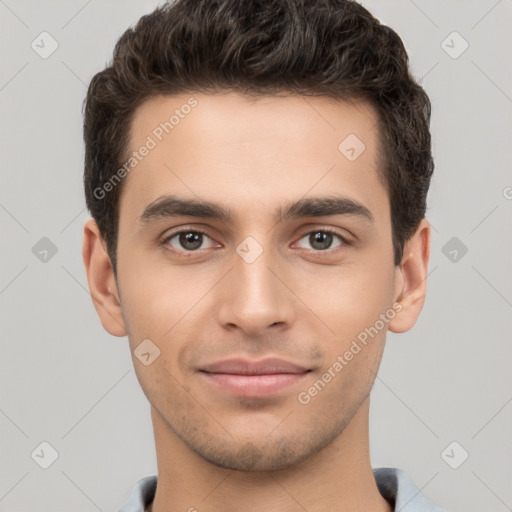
[82,219,127,337]
[388,218,431,334]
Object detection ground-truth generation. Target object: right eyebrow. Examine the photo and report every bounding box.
[138,195,233,224]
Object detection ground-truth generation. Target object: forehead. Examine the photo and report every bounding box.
[119,91,387,226]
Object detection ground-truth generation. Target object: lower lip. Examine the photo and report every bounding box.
[200,372,309,398]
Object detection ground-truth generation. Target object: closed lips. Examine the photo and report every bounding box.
[199,358,310,375]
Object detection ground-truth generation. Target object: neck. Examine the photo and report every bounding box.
[148,396,392,512]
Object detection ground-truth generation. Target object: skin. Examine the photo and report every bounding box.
[83,92,430,512]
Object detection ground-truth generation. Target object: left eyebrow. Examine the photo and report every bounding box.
[138,194,374,225]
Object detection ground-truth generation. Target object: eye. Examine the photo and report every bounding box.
[163,229,217,252]
[161,227,350,256]
[296,229,348,251]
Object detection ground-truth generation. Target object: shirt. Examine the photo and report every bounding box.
[118,467,447,511]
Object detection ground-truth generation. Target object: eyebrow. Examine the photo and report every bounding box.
[138,194,374,225]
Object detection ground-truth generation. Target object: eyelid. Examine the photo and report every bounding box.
[295,224,354,243]
[293,227,352,250]
[161,227,216,247]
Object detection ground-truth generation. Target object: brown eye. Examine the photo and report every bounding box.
[163,230,215,252]
[296,230,347,251]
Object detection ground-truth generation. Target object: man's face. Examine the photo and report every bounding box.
[113,92,403,470]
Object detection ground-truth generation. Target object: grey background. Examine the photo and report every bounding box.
[0,0,511,510]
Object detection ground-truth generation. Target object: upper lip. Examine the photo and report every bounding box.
[200,357,309,375]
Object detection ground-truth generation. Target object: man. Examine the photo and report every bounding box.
[82,0,445,510]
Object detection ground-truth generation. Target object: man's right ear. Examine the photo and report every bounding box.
[82,219,127,337]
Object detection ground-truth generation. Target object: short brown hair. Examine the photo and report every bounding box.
[83,0,434,274]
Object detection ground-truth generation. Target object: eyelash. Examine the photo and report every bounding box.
[161,227,351,257]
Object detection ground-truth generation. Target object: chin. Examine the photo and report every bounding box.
[185,429,336,472]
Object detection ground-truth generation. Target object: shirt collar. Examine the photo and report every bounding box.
[118,467,446,512]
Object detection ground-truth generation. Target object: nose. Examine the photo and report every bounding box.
[216,242,295,337]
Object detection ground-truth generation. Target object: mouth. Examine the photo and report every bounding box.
[198,357,312,398]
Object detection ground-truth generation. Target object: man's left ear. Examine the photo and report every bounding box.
[388,218,431,334]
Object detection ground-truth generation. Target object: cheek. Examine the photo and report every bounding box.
[307,259,394,340]
[118,262,221,385]
[302,263,395,399]
[118,249,204,332]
